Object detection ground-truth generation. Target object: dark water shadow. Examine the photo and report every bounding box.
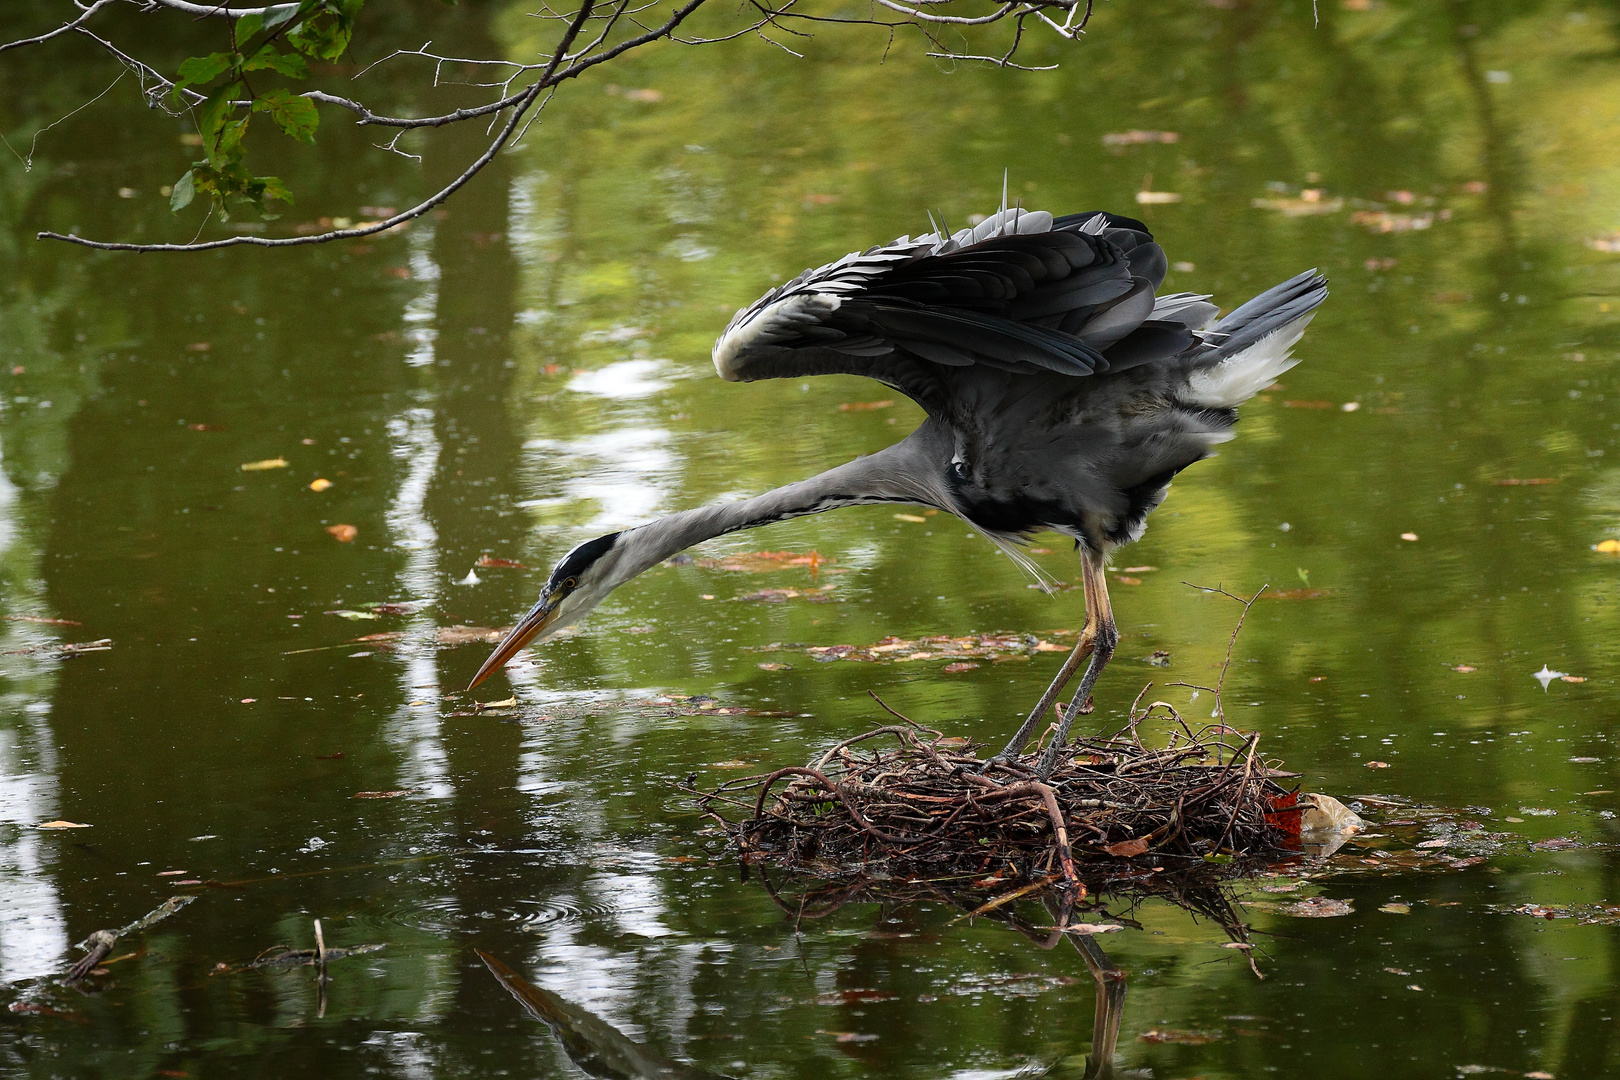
[477,867,1256,1080]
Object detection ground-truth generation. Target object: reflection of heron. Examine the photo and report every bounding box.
[472,203,1325,774]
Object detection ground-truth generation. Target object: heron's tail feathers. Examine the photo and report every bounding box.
[1181,271,1327,408]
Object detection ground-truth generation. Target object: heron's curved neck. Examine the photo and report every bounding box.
[616,440,939,580]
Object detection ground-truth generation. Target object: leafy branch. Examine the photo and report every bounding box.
[2,0,1095,252]
[167,0,360,220]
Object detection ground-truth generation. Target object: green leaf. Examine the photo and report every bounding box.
[259,176,294,206]
[243,45,309,78]
[169,169,196,212]
[175,52,235,90]
[232,13,263,47]
[253,89,319,144]
[287,0,362,60]
[262,2,304,32]
[197,82,245,169]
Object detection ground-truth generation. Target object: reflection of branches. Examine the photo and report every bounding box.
[2,0,1091,252]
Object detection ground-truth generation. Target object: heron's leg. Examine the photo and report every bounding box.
[1034,555,1117,779]
[996,551,1102,761]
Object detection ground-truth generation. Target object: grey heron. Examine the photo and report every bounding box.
[470,204,1326,778]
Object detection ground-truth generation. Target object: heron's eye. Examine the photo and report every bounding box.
[562,577,578,591]
[951,461,971,481]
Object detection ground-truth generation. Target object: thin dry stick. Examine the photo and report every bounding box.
[1172,582,1268,720]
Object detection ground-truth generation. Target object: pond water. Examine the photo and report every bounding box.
[3,0,1620,1076]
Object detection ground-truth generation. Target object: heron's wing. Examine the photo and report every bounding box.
[712,209,1192,410]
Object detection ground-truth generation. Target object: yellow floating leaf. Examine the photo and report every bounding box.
[893,513,927,523]
[36,820,92,830]
[240,457,289,472]
[1399,532,1418,541]
[1595,539,1620,553]
[326,524,358,543]
[309,478,333,492]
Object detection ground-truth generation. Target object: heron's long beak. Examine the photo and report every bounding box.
[468,595,560,690]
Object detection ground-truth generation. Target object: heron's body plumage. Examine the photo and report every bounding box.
[471,200,1328,749]
[713,207,1326,557]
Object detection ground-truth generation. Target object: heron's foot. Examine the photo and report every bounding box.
[964,752,1033,777]
[1032,741,1067,782]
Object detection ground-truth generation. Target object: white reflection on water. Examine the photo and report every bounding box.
[567,358,671,399]
[383,406,453,800]
[520,426,676,531]
[402,225,441,369]
[0,461,68,984]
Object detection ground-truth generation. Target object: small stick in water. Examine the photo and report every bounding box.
[313,919,329,1019]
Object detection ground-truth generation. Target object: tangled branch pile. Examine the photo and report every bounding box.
[702,700,1301,889]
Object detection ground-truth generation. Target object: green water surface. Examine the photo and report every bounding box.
[3,0,1620,1076]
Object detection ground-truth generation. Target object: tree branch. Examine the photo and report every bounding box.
[139,0,280,17]
[0,0,120,56]
[37,0,633,252]
[23,0,1081,253]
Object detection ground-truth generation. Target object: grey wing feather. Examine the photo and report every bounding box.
[712,207,1176,407]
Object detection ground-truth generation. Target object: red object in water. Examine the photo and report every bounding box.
[1263,789,1302,843]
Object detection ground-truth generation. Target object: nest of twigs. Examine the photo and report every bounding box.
[700,695,1302,891]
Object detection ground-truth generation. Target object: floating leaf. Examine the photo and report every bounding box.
[326,524,358,543]
[893,513,927,523]
[941,661,979,673]
[697,550,826,573]
[1103,130,1179,146]
[1378,903,1411,914]
[352,790,408,799]
[1251,193,1343,217]
[308,478,332,491]
[838,400,893,412]
[1365,760,1391,769]
[757,662,792,671]
[1399,532,1419,541]
[1277,896,1353,918]
[36,820,92,830]
[240,457,289,471]
[1102,837,1150,858]
[325,609,378,620]
[1139,1029,1220,1045]
[475,555,527,569]
[1453,665,1477,673]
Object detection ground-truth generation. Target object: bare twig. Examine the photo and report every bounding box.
[0,0,120,56]
[21,0,1089,252]
[1175,582,1268,720]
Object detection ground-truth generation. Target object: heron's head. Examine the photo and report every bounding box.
[467,530,624,689]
